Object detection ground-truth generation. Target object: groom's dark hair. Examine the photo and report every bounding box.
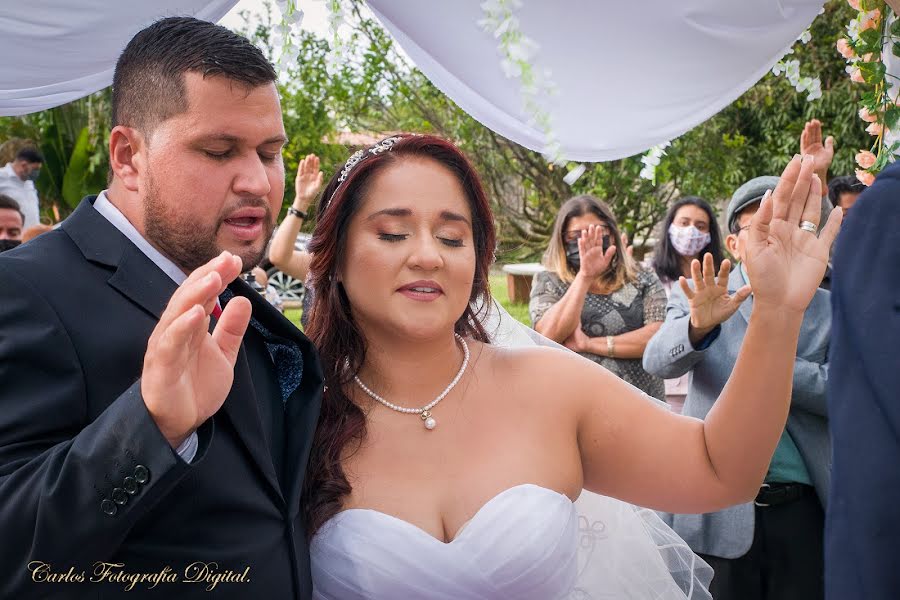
[111,16,276,136]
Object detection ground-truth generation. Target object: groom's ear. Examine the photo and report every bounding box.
[109,125,146,192]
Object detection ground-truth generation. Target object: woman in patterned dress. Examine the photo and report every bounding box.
[530,195,667,400]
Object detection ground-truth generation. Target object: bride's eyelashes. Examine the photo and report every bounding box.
[377,232,465,247]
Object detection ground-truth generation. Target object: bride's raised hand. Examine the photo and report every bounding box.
[744,154,842,314]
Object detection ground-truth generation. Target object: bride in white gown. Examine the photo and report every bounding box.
[302,134,840,599]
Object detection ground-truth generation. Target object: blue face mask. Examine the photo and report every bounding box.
[26,168,40,182]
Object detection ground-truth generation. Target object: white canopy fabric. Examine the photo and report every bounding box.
[367,0,824,161]
[0,1,236,116]
[0,0,823,160]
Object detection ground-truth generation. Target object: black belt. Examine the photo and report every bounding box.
[754,482,814,507]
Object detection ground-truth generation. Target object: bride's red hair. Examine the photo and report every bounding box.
[302,134,496,536]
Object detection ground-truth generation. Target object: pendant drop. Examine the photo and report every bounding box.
[421,410,437,430]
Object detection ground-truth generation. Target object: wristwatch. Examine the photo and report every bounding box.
[288,206,307,220]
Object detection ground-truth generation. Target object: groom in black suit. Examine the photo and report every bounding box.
[0,17,322,598]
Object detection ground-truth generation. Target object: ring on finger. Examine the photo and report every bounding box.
[799,221,818,235]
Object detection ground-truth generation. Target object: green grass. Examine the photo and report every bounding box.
[285,308,303,330]
[488,273,531,326]
[281,274,533,331]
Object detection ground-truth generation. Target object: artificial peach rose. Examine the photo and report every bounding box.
[856,150,877,169]
[860,10,881,30]
[837,38,856,60]
[851,68,866,83]
[866,122,885,136]
[848,0,861,9]
[855,169,876,186]
[859,107,879,122]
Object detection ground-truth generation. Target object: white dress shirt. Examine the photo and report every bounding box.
[93,191,198,462]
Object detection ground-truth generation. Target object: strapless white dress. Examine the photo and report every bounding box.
[311,484,712,599]
[311,303,712,598]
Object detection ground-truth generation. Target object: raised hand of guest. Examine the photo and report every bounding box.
[682,254,750,344]
[294,153,324,211]
[800,119,834,189]
[577,224,617,279]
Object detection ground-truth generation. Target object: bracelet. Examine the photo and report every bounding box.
[606,335,615,358]
[288,206,307,220]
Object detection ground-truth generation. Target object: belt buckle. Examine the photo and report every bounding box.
[754,483,771,507]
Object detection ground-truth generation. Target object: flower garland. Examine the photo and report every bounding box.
[477,1,568,166]
[638,141,670,183]
[837,0,899,185]
[325,0,349,71]
[771,27,823,101]
[272,0,305,76]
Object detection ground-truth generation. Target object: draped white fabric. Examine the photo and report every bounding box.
[2,1,823,159]
[367,0,825,160]
[0,1,237,116]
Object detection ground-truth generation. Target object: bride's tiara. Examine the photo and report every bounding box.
[327,136,405,208]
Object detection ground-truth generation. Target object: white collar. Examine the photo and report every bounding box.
[93,190,188,285]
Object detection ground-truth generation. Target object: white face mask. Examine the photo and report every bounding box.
[668,223,711,257]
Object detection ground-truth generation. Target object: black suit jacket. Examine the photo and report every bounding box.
[0,197,323,599]
[825,161,900,599]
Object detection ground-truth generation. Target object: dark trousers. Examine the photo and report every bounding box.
[700,485,824,600]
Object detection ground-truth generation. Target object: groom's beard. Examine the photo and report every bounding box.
[142,173,273,273]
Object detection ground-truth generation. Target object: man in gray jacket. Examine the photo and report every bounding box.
[644,176,830,600]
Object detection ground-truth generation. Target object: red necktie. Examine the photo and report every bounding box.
[212,304,223,319]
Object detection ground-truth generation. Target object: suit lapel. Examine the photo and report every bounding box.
[228,281,324,509]
[64,197,177,319]
[107,243,178,319]
[226,279,324,508]
[224,344,285,502]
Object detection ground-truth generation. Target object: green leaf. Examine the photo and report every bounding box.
[892,18,900,37]
[885,106,900,130]
[859,60,887,84]
[893,41,900,58]
[860,0,881,11]
[61,127,91,209]
[859,28,881,49]
[873,149,892,172]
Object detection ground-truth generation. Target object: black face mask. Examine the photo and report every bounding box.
[0,239,21,253]
[564,240,580,271]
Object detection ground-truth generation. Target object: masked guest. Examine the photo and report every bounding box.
[530,195,667,400]
[0,147,43,229]
[0,194,23,252]
[650,196,725,412]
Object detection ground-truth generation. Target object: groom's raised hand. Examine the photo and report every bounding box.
[141,251,252,448]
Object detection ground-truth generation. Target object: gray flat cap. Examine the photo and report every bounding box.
[726,176,780,233]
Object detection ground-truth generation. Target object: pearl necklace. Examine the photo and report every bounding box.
[353,334,470,430]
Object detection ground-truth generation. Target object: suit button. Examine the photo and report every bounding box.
[123,477,138,495]
[101,499,117,516]
[112,488,128,505]
[134,465,150,485]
